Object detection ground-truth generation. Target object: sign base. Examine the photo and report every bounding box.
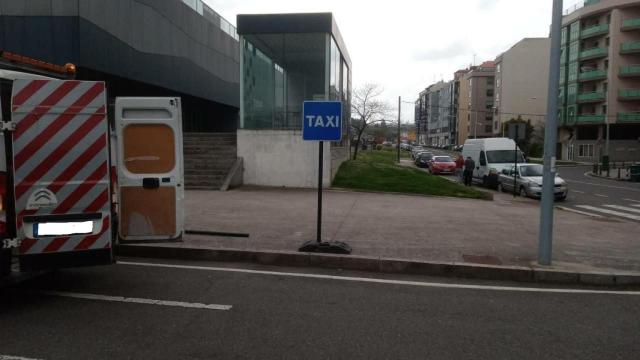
[298,241,352,254]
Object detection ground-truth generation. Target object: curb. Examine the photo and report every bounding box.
[116,245,640,287]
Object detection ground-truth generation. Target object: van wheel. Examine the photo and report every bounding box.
[482,176,488,187]
[519,187,528,198]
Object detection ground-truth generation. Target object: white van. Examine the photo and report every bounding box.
[462,138,525,186]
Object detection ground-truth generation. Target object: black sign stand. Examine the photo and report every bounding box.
[298,141,352,254]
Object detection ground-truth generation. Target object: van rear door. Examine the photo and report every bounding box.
[115,97,183,242]
[11,79,112,270]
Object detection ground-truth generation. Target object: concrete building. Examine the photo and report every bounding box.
[455,69,471,145]
[415,89,429,145]
[558,0,640,162]
[464,61,496,140]
[493,38,550,135]
[450,72,463,145]
[0,0,245,189]
[0,0,240,132]
[236,13,351,188]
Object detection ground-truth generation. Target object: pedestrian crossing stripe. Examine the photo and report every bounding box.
[576,205,640,221]
[603,205,640,214]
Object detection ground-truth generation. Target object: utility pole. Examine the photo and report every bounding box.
[397,96,401,163]
[538,0,563,266]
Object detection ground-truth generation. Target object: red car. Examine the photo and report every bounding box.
[428,156,457,175]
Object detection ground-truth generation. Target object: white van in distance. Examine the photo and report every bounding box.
[462,138,525,186]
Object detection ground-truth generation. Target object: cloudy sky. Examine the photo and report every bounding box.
[205,0,581,122]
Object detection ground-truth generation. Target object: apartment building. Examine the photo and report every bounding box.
[558,0,640,162]
[464,61,496,140]
[494,38,550,135]
[456,69,471,145]
[415,88,429,144]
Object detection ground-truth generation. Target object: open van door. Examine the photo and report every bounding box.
[115,97,183,242]
[11,79,113,270]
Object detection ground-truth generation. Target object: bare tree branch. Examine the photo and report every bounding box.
[350,84,393,160]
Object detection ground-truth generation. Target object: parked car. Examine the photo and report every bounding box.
[498,164,568,200]
[428,155,457,174]
[411,146,424,159]
[415,152,434,168]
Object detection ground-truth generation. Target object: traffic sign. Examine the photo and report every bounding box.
[302,101,342,141]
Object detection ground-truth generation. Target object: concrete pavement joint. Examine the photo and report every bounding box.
[116,245,640,287]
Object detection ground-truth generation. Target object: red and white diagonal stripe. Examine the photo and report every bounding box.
[11,79,112,255]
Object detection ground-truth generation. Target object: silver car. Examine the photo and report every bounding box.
[498,164,568,200]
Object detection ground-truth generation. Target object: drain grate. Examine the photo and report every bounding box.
[462,254,503,265]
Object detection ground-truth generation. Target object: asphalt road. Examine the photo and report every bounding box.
[417,148,640,223]
[558,165,640,222]
[1,258,639,360]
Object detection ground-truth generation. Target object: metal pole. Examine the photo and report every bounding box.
[513,128,518,198]
[538,0,563,266]
[317,141,323,244]
[397,96,401,163]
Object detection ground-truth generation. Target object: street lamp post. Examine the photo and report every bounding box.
[538,0,563,266]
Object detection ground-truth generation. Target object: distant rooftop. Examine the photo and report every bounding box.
[479,60,496,68]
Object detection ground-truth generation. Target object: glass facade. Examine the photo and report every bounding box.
[241,32,351,138]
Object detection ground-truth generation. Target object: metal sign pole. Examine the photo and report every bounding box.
[299,100,351,254]
[317,141,323,244]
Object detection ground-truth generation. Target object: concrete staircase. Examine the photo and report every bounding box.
[183,132,237,190]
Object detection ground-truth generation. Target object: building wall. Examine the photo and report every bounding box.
[0,0,240,131]
[558,0,640,161]
[465,65,495,139]
[457,71,471,145]
[494,38,550,134]
[237,130,335,188]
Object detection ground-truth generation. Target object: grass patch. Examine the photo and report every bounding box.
[333,151,489,200]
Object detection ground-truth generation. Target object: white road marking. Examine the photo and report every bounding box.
[0,356,42,360]
[572,190,586,194]
[624,198,640,203]
[41,291,232,311]
[567,179,640,192]
[576,205,640,221]
[603,205,640,214]
[118,261,640,296]
[594,194,608,198]
[556,206,603,218]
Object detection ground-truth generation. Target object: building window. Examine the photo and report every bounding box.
[578,144,594,157]
[485,125,492,133]
[486,89,494,97]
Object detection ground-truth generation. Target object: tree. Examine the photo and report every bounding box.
[504,115,536,155]
[350,84,393,160]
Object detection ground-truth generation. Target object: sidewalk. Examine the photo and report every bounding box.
[119,187,640,285]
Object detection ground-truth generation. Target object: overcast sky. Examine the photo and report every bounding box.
[205,0,581,122]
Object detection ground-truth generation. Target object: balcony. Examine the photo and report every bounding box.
[581,23,609,39]
[618,88,640,101]
[622,18,640,31]
[580,47,608,60]
[577,114,605,123]
[620,42,640,55]
[618,112,640,123]
[619,65,640,77]
[578,69,607,82]
[577,91,605,103]
[584,0,600,5]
